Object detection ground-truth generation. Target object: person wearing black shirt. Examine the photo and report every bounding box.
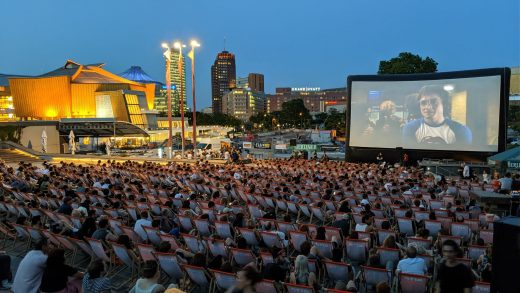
[57,197,73,215]
[435,240,474,293]
[511,173,520,191]
[40,248,83,293]
[262,247,290,282]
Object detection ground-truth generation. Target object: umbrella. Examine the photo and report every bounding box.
[69,130,76,155]
[106,139,111,157]
[41,129,47,153]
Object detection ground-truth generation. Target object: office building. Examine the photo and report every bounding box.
[236,77,249,89]
[167,50,188,115]
[222,88,266,121]
[248,73,264,92]
[211,51,236,113]
[267,87,348,113]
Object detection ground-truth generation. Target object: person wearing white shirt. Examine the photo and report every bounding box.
[12,239,48,293]
[396,246,428,275]
[463,164,470,178]
[134,211,152,242]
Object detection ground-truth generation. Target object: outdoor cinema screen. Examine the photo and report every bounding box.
[348,71,505,152]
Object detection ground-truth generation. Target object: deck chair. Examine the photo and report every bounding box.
[136,243,156,262]
[345,238,368,264]
[284,282,314,293]
[194,219,212,237]
[275,199,288,214]
[70,237,95,261]
[414,211,430,222]
[178,215,194,232]
[467,245,487,262]
[407,237,432,250]
[324,260,350,284]
[40,229,62,248]
[424,220,442,237]
[276,221,296,235]
[361,265,389,292]
[324,226,342,241]
[230,247,256,267]
[437,216,453,231]
[207,238,228,258]
[261,231,285,248]
[479,230,493,245]
[287,201,299,216]
[438,235,462,247]
[184,264,211,291]
[399,273,429,293]
[298,204,313,222]
[310,206,327,224]
[397,218,414,236]
[143,226,162,246]
[108,218,124,236]
[159,234,180,251]
[86,237,110,262]
[248,204,264,219]
[255,279,278,293]
[472,281,491,293]
[210,270,237,292]
[465,219,480,234]
[110,242,137,277]
[378,247,400,270]
[376,229,396,246]
[155,252,184,283]
[312,239,334,259]
[289,230,308,253]
[120,225,141,244]
[215,221,233,239]
[260,251,274,266]
[182,234,205,253]
[238,228,259,246]
[451,223,471,242]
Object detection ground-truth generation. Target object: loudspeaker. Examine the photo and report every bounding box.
[491,216,520,293]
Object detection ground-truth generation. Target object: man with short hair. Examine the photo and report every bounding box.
[435,240,474,293]
[12,239,49,293]
[396,246,427,275]
[402,85,472,146]
[134,211,152,241]
[499,172,513,193]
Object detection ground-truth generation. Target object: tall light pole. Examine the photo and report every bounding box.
[188,40,200,155]
[162,43,173,159]
[174,42,187,158]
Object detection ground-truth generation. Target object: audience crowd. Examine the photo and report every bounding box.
[0,157,499,292]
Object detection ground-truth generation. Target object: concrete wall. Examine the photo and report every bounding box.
[20,125,61,154]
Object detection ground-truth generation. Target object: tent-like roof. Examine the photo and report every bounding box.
[59,118,149,137]
[120,66,158,84]
[488,146,520,162]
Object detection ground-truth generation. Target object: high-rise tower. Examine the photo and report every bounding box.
[211,51,236,113]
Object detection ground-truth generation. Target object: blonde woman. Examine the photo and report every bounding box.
[290,255,316,287]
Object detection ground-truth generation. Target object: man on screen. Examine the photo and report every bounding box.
[402,85,472,146]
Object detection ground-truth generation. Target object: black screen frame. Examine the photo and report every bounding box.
[346,68,510,160]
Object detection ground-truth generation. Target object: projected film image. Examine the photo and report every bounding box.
[349,75,501,152]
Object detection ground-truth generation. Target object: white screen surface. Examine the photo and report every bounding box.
[349,75,501,151]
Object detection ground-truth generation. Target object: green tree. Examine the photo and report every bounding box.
[378,52,438,74]
[508,105,520,133]
[278,99,312,128]
[185,112,242,127]
[323,109,346,135]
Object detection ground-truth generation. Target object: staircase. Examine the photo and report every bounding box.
[0,148,42,164]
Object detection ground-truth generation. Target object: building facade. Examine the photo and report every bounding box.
[167,51,187,116]
[222,88,266,121]
[1,60,156,128]
[248,73,264,92]
[211,51,236,114]
[267,87,348,113]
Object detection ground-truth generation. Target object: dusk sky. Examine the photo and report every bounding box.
[1,0,518,109]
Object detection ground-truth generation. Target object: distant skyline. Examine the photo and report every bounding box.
[0,0,518,109]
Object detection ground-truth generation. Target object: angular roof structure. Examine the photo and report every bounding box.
[120,66,158,84]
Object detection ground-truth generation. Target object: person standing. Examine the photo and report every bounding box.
[435,240,474,293]
[403,153,409,167]
[463,163,470,179]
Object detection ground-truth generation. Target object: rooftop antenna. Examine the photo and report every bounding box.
[223,37,226,51]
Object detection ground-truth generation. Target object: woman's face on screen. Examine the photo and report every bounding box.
[419,94,444,121]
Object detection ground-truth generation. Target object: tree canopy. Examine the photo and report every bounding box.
[378,52,438,74]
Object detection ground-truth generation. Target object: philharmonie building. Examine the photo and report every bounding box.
[0,60,162,153]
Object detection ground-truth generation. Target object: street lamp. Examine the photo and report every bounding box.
[174,41,186,158]
[299,112,303,129]
[188,40,200,156]
[162,43,173,159]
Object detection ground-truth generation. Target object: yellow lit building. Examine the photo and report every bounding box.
[3,60,156,123]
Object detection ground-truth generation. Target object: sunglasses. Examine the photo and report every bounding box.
[419,98,441,107]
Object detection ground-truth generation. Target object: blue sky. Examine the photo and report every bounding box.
[0,0,518,108]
